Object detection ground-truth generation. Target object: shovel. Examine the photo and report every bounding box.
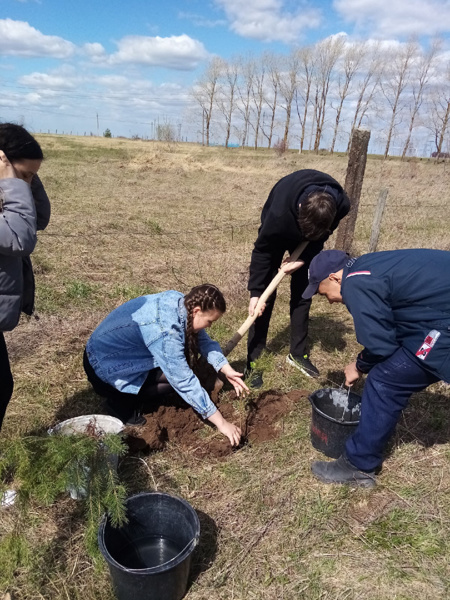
[222,240,309,357]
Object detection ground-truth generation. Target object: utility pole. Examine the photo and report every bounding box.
[96,113,99,137]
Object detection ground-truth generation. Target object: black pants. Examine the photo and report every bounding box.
[83,350,172,422]
[0,333,14,431]
[247,261,312,363]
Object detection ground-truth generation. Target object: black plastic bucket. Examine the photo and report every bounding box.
[98,491,200,600]
[309,388,361,459]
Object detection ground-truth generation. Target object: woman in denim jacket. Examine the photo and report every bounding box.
[84,284,247,445]
[0,124,50,431]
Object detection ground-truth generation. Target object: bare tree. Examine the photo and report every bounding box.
[401,40,440,159]
[249,56,266,149]
[330,42,365,153]
[278,50,301,147]
[312,35,345,152]
[260,52,280,149]
[435,97,450,155]
[295,45,315,153]
[346,41,384,152]
[236,56,255,147]
[215,58,239,148]
[427,63,450,156]
[192,57,222,146]
[381,40,417,159]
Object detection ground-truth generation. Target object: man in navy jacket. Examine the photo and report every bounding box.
[246,170,350,386]
[303,248,450,487]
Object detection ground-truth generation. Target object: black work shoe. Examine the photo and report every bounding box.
[311,454,376,488]
[244,361,263,389]
[286,353,320,378]
[106,400,147,427]
[125,412,147,427]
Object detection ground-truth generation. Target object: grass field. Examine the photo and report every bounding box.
[1,135,450,599]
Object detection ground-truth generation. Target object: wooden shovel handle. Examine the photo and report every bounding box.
[222,241,309,357]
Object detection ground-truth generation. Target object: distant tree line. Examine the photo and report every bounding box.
[192,38,449,158]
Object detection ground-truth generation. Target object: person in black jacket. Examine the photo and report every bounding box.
[303,248,450,487]
[246,170,350,387]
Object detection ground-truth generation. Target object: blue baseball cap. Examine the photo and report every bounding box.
[302,250,349,299]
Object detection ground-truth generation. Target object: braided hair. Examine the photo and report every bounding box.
[184,284,226,370]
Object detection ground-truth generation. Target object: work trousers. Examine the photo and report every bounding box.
[83,350,172,423]
[247,259,311,362]
[345,347,440,472]
[0,332,14,431]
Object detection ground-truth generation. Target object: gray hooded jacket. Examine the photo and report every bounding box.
[0,175,50,331]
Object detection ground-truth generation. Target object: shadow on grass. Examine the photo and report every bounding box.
[309,315,352,353]
[188,510,219,586]
[264,315,351,357]
[53,387,106,423]
[395,386,450,448]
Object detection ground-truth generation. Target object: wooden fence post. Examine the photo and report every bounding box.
[335,128,371,253]
[368,188,388,252]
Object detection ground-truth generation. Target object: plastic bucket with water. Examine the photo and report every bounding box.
[99,491,200,600]
[49,414,124,499]
[309,388,361,458]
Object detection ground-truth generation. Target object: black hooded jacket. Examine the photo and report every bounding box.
[248,169,350,295]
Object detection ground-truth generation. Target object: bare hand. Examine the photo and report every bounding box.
[220,364,250,396]
[249,296,266,317]
[344,361,361,386]
[0,151,17,180]
[280,256,305,275]
[207,410,242,446]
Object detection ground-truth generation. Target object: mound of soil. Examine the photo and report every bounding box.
[125,388,309,459]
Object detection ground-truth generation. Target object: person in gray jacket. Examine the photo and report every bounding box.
[0,123,51,430]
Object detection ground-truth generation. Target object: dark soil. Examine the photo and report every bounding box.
[125,387,309,459]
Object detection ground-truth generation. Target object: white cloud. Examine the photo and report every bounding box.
[109,34,209,69]
[19,72,77,89]
[83,42,106,58]
[0,18,75,58]
[215,0,321,42]
[97,75,130,88]
[178,12,227,28]
[334,0,450,37]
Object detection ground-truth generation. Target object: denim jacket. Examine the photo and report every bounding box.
[85,291,228,418]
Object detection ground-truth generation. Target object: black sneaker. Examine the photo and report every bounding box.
[311,454,376,488]
[244,361,263,389]
[286,353,319,378]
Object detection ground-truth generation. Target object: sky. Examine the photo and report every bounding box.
[1,0,450,143]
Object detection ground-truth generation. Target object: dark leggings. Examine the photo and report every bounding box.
[0,332,14,431]
[247,257,312,362]
[83,350,172,422]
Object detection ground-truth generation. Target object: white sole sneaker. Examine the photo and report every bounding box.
[286,354,319,378]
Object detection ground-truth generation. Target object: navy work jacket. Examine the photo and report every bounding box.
[341,249,450,382]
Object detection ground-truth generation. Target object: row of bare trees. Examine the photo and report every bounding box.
[192,37,449,158]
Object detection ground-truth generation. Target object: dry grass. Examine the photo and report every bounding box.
[1,135,450,599]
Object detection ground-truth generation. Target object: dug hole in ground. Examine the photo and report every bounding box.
[125,360,310,459]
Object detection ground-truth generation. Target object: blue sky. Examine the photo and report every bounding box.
[1,0,450,141]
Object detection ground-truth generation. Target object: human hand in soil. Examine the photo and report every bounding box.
[220,364,250,396]
[207,409,242,446]
[344,361,361,386]
[0,151,17,179]
[279,256,305,275]
[249,296,265,317]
